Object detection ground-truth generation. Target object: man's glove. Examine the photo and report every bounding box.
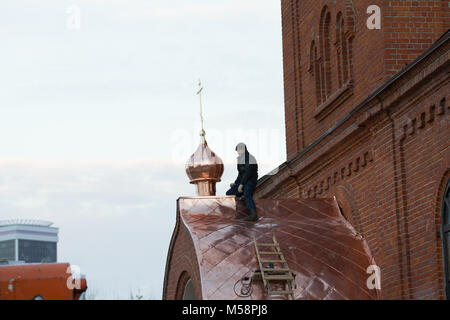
[238,184,244,193]
[230,182,235,188]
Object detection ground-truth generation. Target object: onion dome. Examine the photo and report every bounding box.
[185,129,224,196]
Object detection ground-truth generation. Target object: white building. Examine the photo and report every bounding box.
[0,219,58,264]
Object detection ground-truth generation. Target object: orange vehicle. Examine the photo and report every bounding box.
[0,263,87,300]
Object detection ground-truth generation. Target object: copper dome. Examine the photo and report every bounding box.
[185,130,224,196]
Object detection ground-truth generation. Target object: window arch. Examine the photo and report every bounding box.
[311,3,355,111]
[182,278,196,300]
[442,179,450,299]
[175,271,197,300]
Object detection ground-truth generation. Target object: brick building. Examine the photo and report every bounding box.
[255,1,450,299]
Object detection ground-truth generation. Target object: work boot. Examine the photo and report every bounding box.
[243,208,258,221]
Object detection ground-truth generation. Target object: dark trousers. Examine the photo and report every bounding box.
[226,181,256,210]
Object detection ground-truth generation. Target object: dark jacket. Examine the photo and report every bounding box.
[234,149,258,186]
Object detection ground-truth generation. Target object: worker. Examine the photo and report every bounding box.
[226,142,258,221]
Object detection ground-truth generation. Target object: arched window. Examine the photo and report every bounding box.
[175,271,197,300]
[336,12,349,88]
[442,180,450,299]
[182,278,196,300]
[312,3,355,112]
[319,6,332,102]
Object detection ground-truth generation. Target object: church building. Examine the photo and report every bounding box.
[163,130,381,300]
[163,1,449,300]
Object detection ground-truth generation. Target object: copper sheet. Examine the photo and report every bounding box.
[185,141,224,183]
[176,196,381,300]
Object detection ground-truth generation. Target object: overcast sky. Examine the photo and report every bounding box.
[0,0,285,299]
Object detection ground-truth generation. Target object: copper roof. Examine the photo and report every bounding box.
[167,196,381,300]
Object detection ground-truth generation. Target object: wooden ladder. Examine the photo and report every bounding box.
[253,233,296,300]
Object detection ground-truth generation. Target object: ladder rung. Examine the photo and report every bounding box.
[265,274,295,281]
[259,251,282,255]
[269,290,294,295]
[256,243,278,247]
[260,259,285,263]
[263,268,290,272]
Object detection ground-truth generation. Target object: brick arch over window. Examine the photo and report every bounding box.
[175,271,197,300]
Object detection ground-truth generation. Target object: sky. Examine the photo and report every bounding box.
[0,0,285,299]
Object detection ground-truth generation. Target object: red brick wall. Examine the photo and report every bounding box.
[258,2,450,298]
[281,0,449,160]
[395,89,449,298]
[383,0,450,78]
[163,211,202,300]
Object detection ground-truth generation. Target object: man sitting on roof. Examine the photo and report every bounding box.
[226,143,258,221]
